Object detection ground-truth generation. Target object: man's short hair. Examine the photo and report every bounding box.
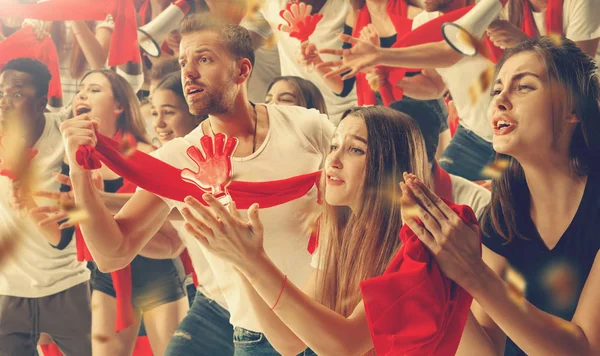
[150,58,181,82]
[180,13,255,69]
[1,58,52,97]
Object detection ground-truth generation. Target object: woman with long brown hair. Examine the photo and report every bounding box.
[178,106,433,355]
[398,37,600,355]
[32,69,189,355]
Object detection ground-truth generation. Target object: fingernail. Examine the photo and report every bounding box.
[181,207,189,215]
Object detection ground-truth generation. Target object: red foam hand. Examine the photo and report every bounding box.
[278,2,323,43]
[181,133,239,197]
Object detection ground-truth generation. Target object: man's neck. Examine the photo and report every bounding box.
[207,93,256,139]
[18,114,46,148]
[439,0,468,14]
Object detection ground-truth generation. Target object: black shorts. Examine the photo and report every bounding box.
[90,256,187,313]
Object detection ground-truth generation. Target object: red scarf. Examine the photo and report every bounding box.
[0,0,139,66]
[521,0,563,37]
[433,161,452,202]
[0,27,62,101]
[352,0,412,106]
[360,201,478,355]
[74,133,322,330]
[76,133,322,208]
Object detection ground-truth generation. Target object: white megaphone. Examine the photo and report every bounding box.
[441,0,508,56]
[137,0,191,57]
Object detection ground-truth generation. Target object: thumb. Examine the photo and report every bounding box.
[247,203,263,235]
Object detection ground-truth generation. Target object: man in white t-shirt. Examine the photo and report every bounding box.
[0,58,91,355]
[61,14,334,356]
[243,0,356,123]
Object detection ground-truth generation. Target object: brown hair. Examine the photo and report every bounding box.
[315,106,431,319]
[265,76,329,115]
[481,37,600,243]
[80,69,150,144]
[179,13,255,68]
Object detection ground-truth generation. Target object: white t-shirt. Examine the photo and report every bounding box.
[0,113,90,298]
[170,220,229,309]
[145,104,334,331]
[413,11,494,142]
[532,0,600,41]
[449,174,491,220]
[246,0,357,124]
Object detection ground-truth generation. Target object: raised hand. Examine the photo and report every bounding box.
[486,19,529,49]
[318,34,380,80]
[278,1,323,43]
[181,133,238,199]
[182,194,264,271]
[59,114,99,171]
[399,173,483,290]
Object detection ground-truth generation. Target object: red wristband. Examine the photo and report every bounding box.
[270,275,288,311]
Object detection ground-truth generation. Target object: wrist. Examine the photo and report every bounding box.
[463,260,496,296]
[239,248,270,280]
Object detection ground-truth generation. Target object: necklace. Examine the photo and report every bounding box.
[209,102,258,154]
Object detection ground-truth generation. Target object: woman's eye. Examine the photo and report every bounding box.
[330,144,338,151]
[517,85,533,91]
[13,93,22,98]
[491,88,502,96]
[151,111,158,116]
[350,147,365,154]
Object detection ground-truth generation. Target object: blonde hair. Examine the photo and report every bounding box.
[315,106,431,320]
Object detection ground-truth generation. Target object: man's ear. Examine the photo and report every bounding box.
[235,58,252,85]
[38,95,48,111]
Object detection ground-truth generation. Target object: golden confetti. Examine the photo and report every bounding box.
[505,267,527,309]
[548,33,563,47]
[65,209,90,225]
[541,261,578,310]
[0,224,24,270]
[457,28,477,54]
[468,65,496,106]
[480,158,510,179]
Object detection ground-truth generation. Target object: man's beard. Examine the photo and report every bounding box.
[188,83,235,116]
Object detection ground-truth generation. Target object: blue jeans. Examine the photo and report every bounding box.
[233,327,318,356]
[165,291,234,356]
[439,125,496,181]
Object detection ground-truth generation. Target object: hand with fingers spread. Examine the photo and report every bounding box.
[318,34,380,80]
[59,114,99,172]
[399,172,483,290]
[29,172,103,229]
[486,20,529,50]
[181,194,264,271]
[277,1,323,43]
[181,133,238,198]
